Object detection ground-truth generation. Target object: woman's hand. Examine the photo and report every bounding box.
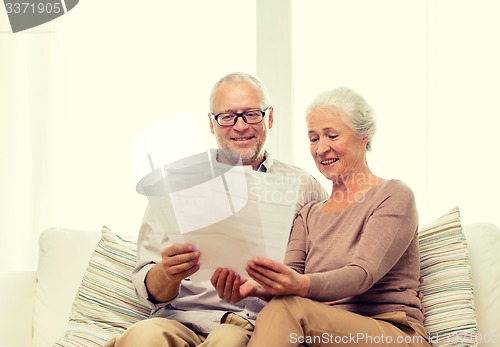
[246,257,310,297]
[211,268,271,303]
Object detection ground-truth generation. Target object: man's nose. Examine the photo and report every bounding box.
[232,115,250,131]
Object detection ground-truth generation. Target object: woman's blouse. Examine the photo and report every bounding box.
[286,179,425,324]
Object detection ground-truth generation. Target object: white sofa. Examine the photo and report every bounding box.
[1,221,500,347]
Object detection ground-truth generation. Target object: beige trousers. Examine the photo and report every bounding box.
[104,313,253,347]
[247,296,431,347]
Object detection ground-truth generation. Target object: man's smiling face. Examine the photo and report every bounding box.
[208,80,273,170]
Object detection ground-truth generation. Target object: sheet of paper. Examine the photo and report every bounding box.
[136,150,299,282]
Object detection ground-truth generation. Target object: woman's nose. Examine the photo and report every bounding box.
[316,138,330,155]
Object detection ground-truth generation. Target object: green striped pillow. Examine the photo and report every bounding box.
[55,226,150,346]
[419,206,478,346]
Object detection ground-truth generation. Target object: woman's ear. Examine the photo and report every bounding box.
[361,135,369,148]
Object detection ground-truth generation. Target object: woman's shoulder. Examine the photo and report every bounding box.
[381,179,413,193]
[379,179,416,205]
[297,199,326,218]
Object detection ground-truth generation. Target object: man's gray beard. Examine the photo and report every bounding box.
[220,145,260,166]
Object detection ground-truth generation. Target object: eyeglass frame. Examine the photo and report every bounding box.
[210,107,270,126]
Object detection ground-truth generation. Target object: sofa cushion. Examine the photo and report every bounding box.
[418,206,478,346]
[55,226,150,347]
[33,228,101,347]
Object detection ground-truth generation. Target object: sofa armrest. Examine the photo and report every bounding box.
[463,223,500,343]
[0,271,36,347]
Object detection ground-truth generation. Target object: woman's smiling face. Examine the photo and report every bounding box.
[307,107,369,184]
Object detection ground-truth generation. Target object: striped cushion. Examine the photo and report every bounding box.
[419,206,478,346]
[55,227,150,347]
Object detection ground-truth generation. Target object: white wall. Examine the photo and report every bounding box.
[426,0,500,227]
[289,0,500,227]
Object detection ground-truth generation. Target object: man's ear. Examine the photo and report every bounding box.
[208,113,215,134]
[267,107,274,129]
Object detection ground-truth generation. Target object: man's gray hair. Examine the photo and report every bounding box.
[209,72,272,113]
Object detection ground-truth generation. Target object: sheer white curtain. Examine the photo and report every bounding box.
[0,0,256,272]
[0,23,65,271]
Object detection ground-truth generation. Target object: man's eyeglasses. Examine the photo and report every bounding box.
[210,108,270,126]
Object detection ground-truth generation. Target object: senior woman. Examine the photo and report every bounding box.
[211,87,431,346]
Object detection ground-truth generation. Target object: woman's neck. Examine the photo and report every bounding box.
[324,170,384,212]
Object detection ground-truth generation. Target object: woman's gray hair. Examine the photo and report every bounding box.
[306,87,377,151]
[209,72,272,113]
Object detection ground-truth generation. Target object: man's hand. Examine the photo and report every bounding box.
[246,258,310,297]
[211,268,270,303]
[145,243,200,303]
[161,243,200,282]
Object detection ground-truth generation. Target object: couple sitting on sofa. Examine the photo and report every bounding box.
[105,72,431,347]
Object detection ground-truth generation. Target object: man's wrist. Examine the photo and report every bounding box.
[145,264,181,303]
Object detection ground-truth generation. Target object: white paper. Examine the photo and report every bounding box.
[136,150,299,282]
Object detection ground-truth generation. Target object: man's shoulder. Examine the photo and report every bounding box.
[267,159,328,198]
[267,159,312,177]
